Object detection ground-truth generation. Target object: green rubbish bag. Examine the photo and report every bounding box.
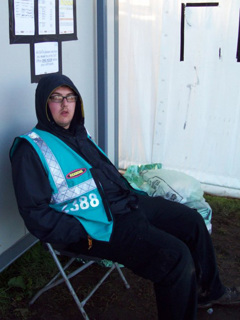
[124,164,212,233]
[124,163,162,191]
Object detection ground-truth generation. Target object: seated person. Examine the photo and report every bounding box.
[10,74,240,320]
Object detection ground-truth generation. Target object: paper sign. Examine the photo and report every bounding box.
[14,0,35,35]
[59,0,74,34]
[38,0,56,35]
[34,42,59,75]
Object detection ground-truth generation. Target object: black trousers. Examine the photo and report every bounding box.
[70,194,225,320]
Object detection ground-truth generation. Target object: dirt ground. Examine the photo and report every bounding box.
[3,197,240,320]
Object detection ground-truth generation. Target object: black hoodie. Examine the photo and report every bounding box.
[10,74,138,246]
[35,73,84,135]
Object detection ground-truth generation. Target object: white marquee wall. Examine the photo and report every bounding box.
[119,0,240,198]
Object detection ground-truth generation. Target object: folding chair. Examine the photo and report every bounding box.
[29,243,130,320]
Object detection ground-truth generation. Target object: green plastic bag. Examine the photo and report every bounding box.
[124,163,162,191]
[124,164,212,233]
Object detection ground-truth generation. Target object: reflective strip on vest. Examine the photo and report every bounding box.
[27,131,97,204]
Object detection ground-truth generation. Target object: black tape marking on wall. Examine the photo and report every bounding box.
[9,0,77,82]
[186,2,219,7]
[180,3,185,61]
[180,2,219,61]
[237,10,240,62]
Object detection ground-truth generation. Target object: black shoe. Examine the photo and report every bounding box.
[198,287,240,308]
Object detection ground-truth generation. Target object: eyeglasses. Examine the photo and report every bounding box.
[49,94,78,103]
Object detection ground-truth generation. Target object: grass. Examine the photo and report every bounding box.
[0,194,240,319]
[0,242,57,319]
[205,194,240,218]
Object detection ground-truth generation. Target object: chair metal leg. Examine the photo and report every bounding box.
[46,243,90,320]
[30,244,91,320]
[81,263,116,307]
[114,263,130,289]
[29,256,94,305]
[30,257,75,304]
[30,243,130,320]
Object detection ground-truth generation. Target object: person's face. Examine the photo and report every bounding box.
[48,86,77,129]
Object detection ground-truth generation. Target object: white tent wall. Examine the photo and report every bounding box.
[119,0,240,198]
[0,1,97,269]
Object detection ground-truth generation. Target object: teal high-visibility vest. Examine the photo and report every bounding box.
[12,128,113,242]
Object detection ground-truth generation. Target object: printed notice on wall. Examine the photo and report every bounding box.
[38,0,56,35]
[14,0,35,35]
[34,42,59,75]
[59,0,74,34]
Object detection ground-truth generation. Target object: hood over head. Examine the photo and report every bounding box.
[35,74,84,133]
